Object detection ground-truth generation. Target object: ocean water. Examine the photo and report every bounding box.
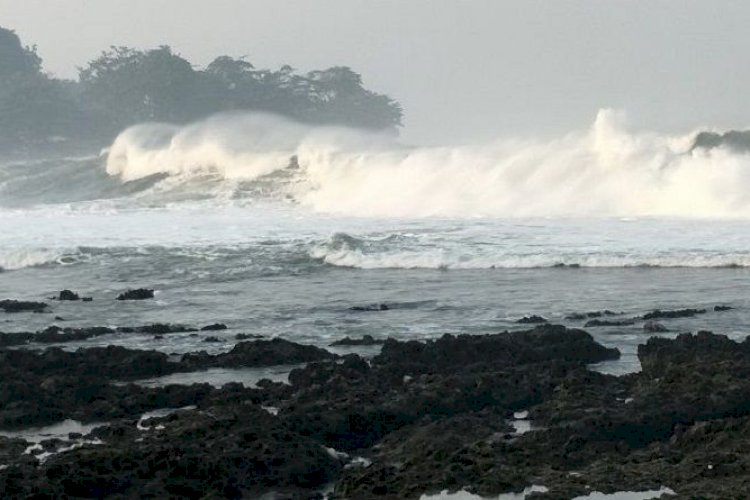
[3,111,750,375]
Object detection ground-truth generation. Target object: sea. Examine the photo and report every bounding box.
[3,110,750,376]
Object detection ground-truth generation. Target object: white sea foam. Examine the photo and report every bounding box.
[0,248,67,271]
[104,110,750,219]
[571,487,676,500]
[420,485,549,500]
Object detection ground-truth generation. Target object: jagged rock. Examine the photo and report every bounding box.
[55,290,80,301]
[0,406,341,498]
[185,338,336,369]
[330,335,384,346]
[516,315,548,324]
[115,289,154,301]
[373,324,619,375]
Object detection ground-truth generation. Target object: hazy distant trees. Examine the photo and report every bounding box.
[0,25,402,152]
[79,48,403,131]
[0,27,81,148]
[79,46,199,128]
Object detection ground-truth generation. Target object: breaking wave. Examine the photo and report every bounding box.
[0,248,89,271]
[100,109,750,218]
[309,232,750,270]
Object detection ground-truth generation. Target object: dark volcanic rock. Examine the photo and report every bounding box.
[280,326,618,453]
[54,290,80,301]
[120,323,194,335]
[584,319,635,327]
[35,326,115,343]
[0,300,48,313]
[185,338,336,369]
[515,315,547,324]
[0,324,200,347]
[564,310,620,320]
[0,406,341,498]
[714,305,733,312]
[331,330,750,498]
[642,308,706,320]
[330,335,384,346]
[8,322,750,498]
[372,324,619,375]
[200,323,227,331]
[116,288,154,301]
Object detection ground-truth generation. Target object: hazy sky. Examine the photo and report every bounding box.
[2,0,749,144]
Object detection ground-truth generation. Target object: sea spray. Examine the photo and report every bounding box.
[104,110,750,219]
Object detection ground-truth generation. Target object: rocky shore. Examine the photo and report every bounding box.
[0,299,749,498]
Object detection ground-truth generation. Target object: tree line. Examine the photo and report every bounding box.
[0,26,403,152]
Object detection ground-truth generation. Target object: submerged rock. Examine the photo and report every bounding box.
[565,310,620,320]
[642,308,706,320]
[350,303,389,312]
[584,319,635,327]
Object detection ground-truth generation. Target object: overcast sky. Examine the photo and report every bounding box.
[2,0,749,144]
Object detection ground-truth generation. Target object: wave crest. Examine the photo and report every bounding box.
[102,110,750,218]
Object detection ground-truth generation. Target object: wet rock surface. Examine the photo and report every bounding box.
[54,290,82,301]
[329,334,385,346]
[515,315,548,324]
[584,318,635,327]
[0,323,240,347]
[2,323,750,497]
[350,303,390,312]
[116,288,155,301]
[642,308,707,320]
[0,299,48,313]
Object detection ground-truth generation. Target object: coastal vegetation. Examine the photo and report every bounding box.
[0,26,403,152]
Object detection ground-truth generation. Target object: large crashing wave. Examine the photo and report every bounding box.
[105,110,750,218]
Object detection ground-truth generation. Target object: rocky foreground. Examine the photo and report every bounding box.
[0,321,749,498]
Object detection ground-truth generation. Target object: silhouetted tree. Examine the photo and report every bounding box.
[79,46,200,128]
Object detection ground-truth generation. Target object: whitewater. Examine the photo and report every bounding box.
[3,109,750,374]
